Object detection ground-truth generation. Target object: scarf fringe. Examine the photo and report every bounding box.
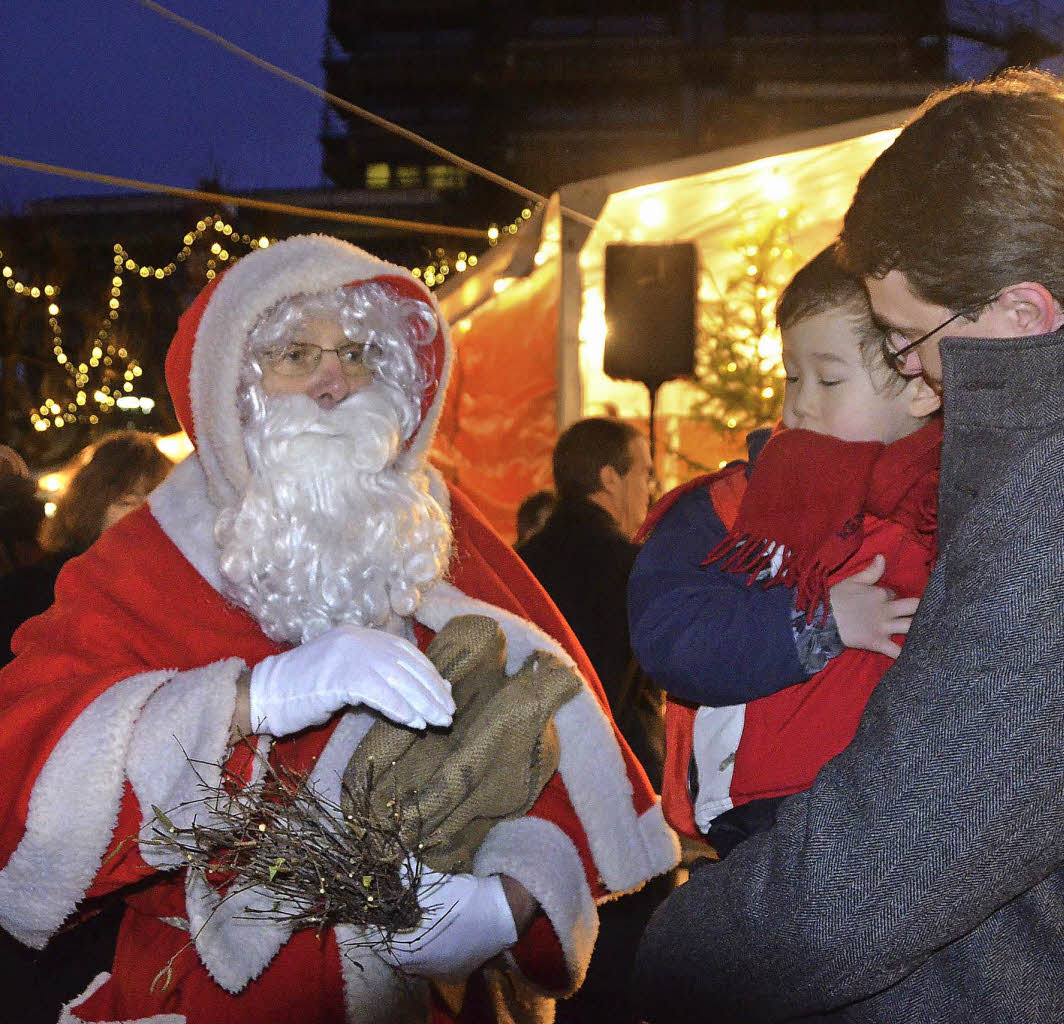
[704,532,832,625]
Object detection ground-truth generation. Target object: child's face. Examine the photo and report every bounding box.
[781,309,939,443]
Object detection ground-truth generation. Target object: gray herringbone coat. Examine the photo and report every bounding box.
[633,330,1064,1023]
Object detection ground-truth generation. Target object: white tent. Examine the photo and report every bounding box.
[435,108,913,518]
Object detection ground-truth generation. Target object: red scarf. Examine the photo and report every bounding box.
[705,418,942,619]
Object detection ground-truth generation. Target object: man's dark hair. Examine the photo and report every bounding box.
[838,69,1064,310]
[552,417,642,503]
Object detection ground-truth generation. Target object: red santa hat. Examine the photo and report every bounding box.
[164,234,451,511]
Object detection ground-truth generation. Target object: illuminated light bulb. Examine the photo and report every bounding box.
[30,287,40,298]
[639,197,667,228]
[196,220,206,231]
[133,366,142,376]
[183,234,194,245]
[47,303,59,315]
[455,259,467,272]
[206,269,216,280]
[468,255,477,266]
[89,415,99,425]
[14,283,23,293]
[487,226,499,240]
[139,397,155,413]
[109,299,120,309]
[726,362,738,372]
[718,460,728,469]
[726,418,738,429]
[44,285,55,296]
[761,386,775,399]
[762,173,790,202]
[521,208,531,219]
[125,259,135,270]
[54,417,64,428]
[56,353,67,364]
[76,392,86,405]
[219,250,229,261]
[34,421,48,432]
[109,311,119,320]
[458,318,472,331]
[533,250,548,266]
[123,382,133,393]
[258,237,269,248]
[746,265,757,276]
[2,267,10,277]
[89,358,99,368]
[756,286,768,299]
[493,277,514,293]
[111,287,121,298]
[44,501,57,516]
[411,267,421,277]
[114,255,123,266]
[210,243,221,254]
[39,474,63,492]
[139,267,150,278]
[117,348,127,358]
[155,268,164,279]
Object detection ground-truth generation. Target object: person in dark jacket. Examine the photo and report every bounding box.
[518,416,671,1024]
[633,69,1064,1024]
[518,416,662,786]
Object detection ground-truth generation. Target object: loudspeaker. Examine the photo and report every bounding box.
[603,241,697,391]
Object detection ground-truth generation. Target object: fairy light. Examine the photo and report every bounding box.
[8,215,278,432]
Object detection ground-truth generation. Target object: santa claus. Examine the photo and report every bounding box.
[0,235,678,1024]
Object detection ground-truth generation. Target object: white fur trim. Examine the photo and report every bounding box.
[128,658,242,870]
[473,816,597,997]
[59,972,186,1024]
[0,669,172,948]
[190,235,452,510]
[692,703,745,830]
[147,454,224,592]
[337,937,431,1024]
[416,582,680,893]
[185,870,295,994]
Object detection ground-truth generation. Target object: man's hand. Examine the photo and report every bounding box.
[378,868,521,980]
[828,554,919,659]
[245,624,455,737]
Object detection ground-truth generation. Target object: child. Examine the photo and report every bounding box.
[629,245,942,855]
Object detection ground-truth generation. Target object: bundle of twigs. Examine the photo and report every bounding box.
[145,746,427,944]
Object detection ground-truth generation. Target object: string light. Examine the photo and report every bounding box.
[7,216,275,432]
[409,204,538,287]
[9,202,537,432]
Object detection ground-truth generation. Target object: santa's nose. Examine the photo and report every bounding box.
[306,351,354,410]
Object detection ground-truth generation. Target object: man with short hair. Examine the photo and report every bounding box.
[518,417,661,784]
[519,417,668,1024]
[633,70,1064,1022]
[0,236,678,1023]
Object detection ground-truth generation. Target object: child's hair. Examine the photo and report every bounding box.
[776,246,902,393]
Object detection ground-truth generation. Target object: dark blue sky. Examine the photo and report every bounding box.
[5,1,1064,215]
[2,0,329,212]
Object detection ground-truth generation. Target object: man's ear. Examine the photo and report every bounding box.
[905,375,942,419]
[598,463,620,496]
[996,282,1063,335]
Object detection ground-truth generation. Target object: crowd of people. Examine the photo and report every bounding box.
[0,68,1060,1024]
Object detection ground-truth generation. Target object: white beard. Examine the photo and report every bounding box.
[215,383,452,644]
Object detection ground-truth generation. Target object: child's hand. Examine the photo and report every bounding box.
[829,555,919,659]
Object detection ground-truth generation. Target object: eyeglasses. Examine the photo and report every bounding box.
[262,341,375,379]
[880,296,998,377]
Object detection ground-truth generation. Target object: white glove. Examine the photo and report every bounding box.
[379,868,518,980]
[248,624,455,737]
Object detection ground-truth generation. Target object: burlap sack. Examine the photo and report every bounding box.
[341,614,582,873]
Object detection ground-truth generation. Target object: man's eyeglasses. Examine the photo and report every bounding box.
[262,341,376,379]
[880,296,998,377]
